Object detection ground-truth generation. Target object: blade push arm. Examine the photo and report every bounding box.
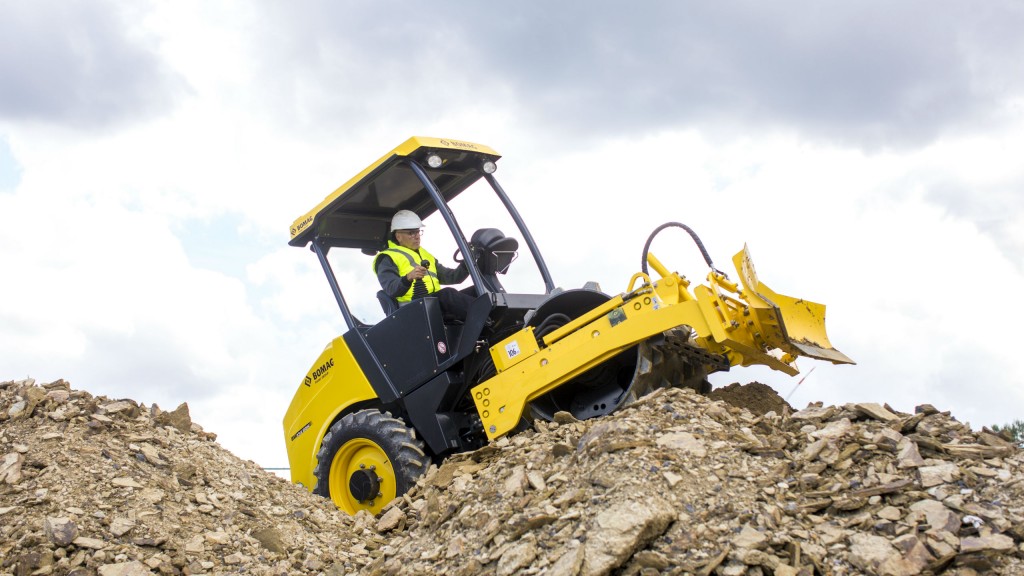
[471,246,853,439]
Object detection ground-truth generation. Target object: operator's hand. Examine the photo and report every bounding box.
[405,266,428,281]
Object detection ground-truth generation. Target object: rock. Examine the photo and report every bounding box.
[109,517,136,537]
[918,462,960,487]
[732,524,768,550]
[855,402,900,423]
[720,561,747,575]
[7,400,28,419]
[848,533,898,573]
[632,550,669,570]
[810,418,853,440]
[376,506,405,532]
[581,498,675,576]
[97,561,153,576]
[253,526,288,554]
[527,470,547,491]
[773,565,800,576]
[44,516,79,546]
[909,499,959,533]
[138,487,165,504]
[897,438,925,468]
[878,506,903,521]
[960,532,1015,553]
[545,540,584,576]
[46,389,70,404]
[497,535,538,576]
[154,402,192,433]
[890,534,935,573]
[20,385,48,418]
[791,405,836,421]
[503,465,529,496]
[184,534,205,553]
[553,411,579,424]
[111,477,145,488]
[73,536,108,549]
[656,431,707,457]
[204,530,231,545]
[100,400,138,416]
[0,452,24,484]
[944,443,1012,459]
[138,443,166,466]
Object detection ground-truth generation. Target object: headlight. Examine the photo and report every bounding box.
[426,154,443,168]
[482,160,497,174]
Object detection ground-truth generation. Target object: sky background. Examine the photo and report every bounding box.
[2,1,1023,472]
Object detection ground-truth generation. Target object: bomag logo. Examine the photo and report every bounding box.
[439,139,477,151]
[312,358,334,381]
[291,215,314,236]
[302,357,334,387]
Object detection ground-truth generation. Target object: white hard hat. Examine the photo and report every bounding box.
[390,210,424,232]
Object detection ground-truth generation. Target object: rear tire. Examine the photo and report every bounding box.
[313,410,428,515]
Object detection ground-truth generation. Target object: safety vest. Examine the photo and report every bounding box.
[372,241,441,303]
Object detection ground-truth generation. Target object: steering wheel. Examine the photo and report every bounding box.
[453,243,481,264]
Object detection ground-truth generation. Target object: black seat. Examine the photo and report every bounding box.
[376,290,399,316]
[470,228,518,293]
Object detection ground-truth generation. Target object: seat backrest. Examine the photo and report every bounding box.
[470,228,519,293]
[376,290,399,316]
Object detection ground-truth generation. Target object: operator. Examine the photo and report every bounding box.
[373,210,474,321]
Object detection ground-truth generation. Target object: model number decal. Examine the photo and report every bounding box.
[290,421,311,441]
[505,341,521,359]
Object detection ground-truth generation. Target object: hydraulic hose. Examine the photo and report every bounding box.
[641,222,724,277]
[534,313,572,339]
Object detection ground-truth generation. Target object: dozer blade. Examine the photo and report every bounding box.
[732,245,855,365]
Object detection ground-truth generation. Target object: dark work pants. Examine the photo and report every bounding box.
[435,287,475,322]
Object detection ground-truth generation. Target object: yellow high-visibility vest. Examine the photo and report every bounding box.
[372,241,441,302]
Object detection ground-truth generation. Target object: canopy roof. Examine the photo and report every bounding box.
[288,136,501,252]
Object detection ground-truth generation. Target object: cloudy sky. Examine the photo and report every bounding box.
[2,1,1023,472]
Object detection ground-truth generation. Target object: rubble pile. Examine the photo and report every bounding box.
[2,376,1023,576]
[368,389,1024,575]
[0,378,372,575]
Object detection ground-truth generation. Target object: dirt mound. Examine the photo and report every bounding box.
[709,381,793,416]
[3,377,1023,575]
[0,378,373,575]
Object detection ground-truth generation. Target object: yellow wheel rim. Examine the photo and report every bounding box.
[328,438,397,515]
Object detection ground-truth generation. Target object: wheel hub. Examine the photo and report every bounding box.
[349,467,381,502]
